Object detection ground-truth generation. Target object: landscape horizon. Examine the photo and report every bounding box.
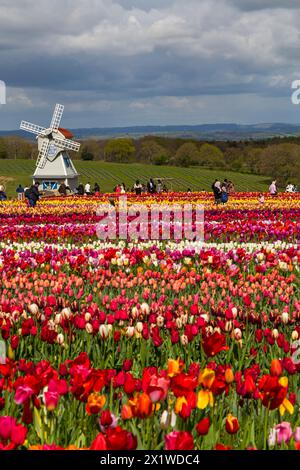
[2,121,300,141]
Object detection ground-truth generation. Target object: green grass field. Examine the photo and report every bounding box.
[0,159,270,197]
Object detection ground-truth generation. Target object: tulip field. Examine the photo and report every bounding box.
[0,191,300,451]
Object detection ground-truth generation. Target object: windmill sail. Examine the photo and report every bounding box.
[50,104,64,131]
[54,136,80,152]
[20,121,46,135]
[36,140,50,169]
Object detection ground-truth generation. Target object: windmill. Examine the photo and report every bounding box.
[20,104,81,192]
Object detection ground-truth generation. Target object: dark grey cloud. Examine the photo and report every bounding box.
[0,0,300,129]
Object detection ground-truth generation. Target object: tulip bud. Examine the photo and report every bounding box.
[85,312,91,322]
[140,302,150,315]
[225,368,234,384]
[7,345,15,360]
[28,304,38,315]
[272,329,279,339]
[281,312,289,324]
[160,410,171,430]
[196,417,210,435]
[85,323,93,334]
[180,334,188,346]
[159,410,177,430]
[136,321,143,333]
[61,307,71,319]
[121,404,133,420]
[157,315,164,327]
[125,326,135,338]
[225,321,233,332]
[225,414,239,434]
[131,307,138,318]
[292,330,299,341]
[270,359,282,377]
[56,333,64,345]
[99,324,110,339]
[234,328,242,340]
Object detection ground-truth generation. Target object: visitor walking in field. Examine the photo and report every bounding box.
[269,180,277,196]
[85,182,91,195]
[221,182,228,204]
[26,183,40,208]
[147,178,156,194]
[58,182,67,196]
[157,179,163,193]
[16,184,24,201]
[134,180,143,195]
[0,185,7,201]
[76,184,84,196]
[227,181,235,193]
[212,179,222,204]
[94,182,100,194]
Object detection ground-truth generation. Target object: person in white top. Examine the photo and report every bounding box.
[286,183,294,193]
[85,182,91,194]
[269,180,277,196]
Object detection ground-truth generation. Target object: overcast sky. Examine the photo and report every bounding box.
[1,0,300,129]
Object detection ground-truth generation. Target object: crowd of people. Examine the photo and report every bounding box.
[211,178,235,204]
[75,182,101,196]
[0,176,296,208]
[132,178,167,195]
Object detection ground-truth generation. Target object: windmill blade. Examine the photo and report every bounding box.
[50,104,64,131]
[53,136,80,152]
[36,140,50,169]
[20,121,46,136]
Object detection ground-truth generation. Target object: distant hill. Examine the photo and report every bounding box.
[2,122,300,141]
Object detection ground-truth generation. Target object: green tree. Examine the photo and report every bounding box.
[260,143,300,186]
[104,138,135,163]
[4,136,33,159]
[197,143,225,168]
[81,146,94,161]
[173,143,200,167]
[139,140,169,165]
[243,147,264,174]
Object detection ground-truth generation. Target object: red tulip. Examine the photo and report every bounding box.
[165,431,194,450]
[225,414,239,434]
[196,417,210,435]
[202,331,228,357]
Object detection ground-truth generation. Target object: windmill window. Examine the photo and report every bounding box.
[63,156,71,168]
[42,181,58,190]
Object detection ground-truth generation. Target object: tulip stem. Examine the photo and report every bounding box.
[263,407,269,450]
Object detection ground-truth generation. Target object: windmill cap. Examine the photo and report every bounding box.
[58,127,73,139]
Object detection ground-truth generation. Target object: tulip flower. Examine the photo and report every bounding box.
[196,417,210,435]
[225,414,239,434]
[0,416,27,450]
[165,431,194,450]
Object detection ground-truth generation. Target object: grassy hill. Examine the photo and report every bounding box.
[0,160,270,197]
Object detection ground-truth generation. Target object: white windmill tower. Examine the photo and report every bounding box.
[20,104,81,192]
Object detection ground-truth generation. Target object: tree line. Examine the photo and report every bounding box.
[1,134,300,186]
